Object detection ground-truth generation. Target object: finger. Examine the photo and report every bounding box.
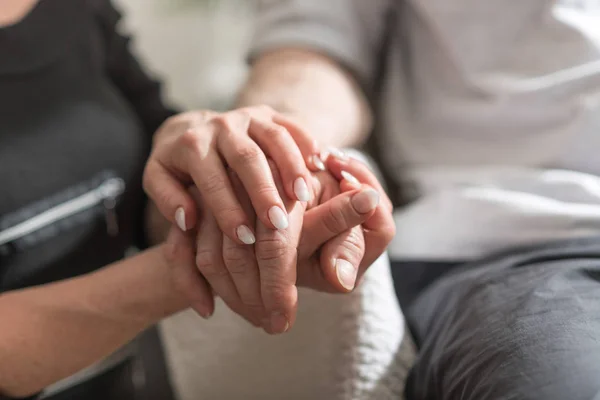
[214,114,290,232]
[222,171,266,324]
[298,187,380,255]
[143,161,198,231]
[177,127,254,245]
[254,160,301,334]
[164,226,214,318]
[325,151,394,212]
[248,118,313,203]
[195,205,259,326]
[319,225,366,292]
[359,199,396,270]
[271,113,324,171]
[337,178,395,271]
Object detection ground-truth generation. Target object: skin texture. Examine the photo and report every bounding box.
[173,153,395,334]
[238,49,373,148]
[147,48,389,333]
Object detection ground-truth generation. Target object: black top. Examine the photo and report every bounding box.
[0,0,175,291]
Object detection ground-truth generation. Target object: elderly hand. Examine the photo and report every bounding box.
[166,152,395,334]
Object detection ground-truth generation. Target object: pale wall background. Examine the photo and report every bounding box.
[113,0,253,111]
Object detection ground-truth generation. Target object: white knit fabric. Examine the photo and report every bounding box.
[160,254,405,400]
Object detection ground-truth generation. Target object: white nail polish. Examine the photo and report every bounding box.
[311,155,326,171]
[236,225,256,245]
[341,170,360,185]
[175,207,187,231]
[336,259,357,291]
[351,189,380,214]
[294,177,310,202]
[268,206,289,230]
[327,147,349,161]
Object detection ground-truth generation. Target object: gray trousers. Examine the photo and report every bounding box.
[398,237,600,400]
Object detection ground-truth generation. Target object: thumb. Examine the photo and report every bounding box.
[298,186,379,255]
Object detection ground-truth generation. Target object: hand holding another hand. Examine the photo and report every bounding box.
[163,152,395,334]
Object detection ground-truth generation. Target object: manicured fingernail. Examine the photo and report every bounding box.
[268,206,289,230]
[351,188,380,214]
[341,170,360,185]
[270,312,290,334]
[327,147,349,161]
[311,155,326,171]
[175,207,187,231]
[236,225,256,245]
[336,259,357,291]
[294,177,310,202]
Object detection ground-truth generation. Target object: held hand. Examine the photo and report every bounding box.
[143,106,321,244]
[212,159,392,333]
[297,152,395,292]
[165,156,394,333]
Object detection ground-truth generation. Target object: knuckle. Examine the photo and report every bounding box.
[338,231,365,258]
[263,124,289,139]
[178,128,200,148]
[256,235,292,263]
[383,223,396,243]
[195,250,227,278]
[211,114,231,130]
[232,144,262,167]
[323,206,351,234]
[215,207,244,228]
[199,171,227,196]
[261,281,293,307]
[162,242,180,265]
[242,299,266,312]
[223,248,251,275]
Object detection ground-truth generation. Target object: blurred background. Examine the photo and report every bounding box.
[114,0,253,111]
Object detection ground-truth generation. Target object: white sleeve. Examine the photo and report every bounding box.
[249,0,392,86]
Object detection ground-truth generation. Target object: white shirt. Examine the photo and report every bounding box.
[251,0,600,260]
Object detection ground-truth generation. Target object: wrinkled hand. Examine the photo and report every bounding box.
[143,106,321,244]
[165,152,395,334]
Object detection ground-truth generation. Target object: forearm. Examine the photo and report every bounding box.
[0,246,187,398]
[237,49,373,148]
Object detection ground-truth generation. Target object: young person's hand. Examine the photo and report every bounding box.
[143,106,321,243]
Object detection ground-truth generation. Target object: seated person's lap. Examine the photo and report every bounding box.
[393,237,600,400]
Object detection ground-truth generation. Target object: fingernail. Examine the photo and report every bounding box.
[198,306,213,319]
[268,206,289,230]
[175,207,187,231]
[270,312,290,334]
[236,225,256,245]
[327,147,349,161]
[341,170,360,185]
[351,188,380,214]
[294,177,310,202]
[311,155,326,171]
[336,259,357,291]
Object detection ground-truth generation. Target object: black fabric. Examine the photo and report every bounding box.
[390,259,461,317]
[0,358,135,400]
[44,358,137,400]
[0,1,176,397]
[0,0,175,290]
[401,236,600,400]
